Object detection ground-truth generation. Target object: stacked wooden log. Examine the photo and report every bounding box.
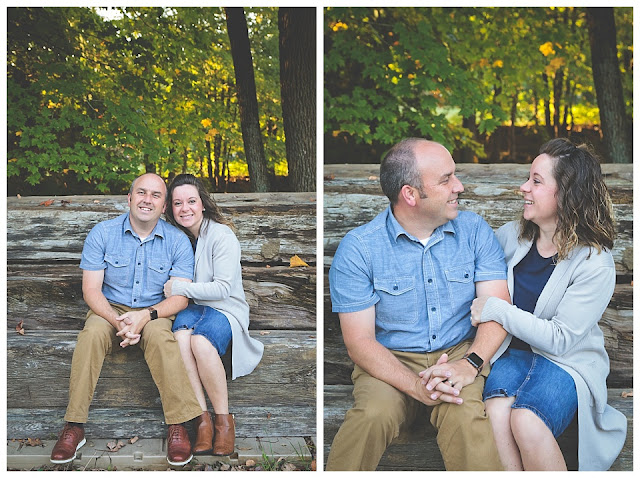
[6,193,316,442]
[323,163,633,471]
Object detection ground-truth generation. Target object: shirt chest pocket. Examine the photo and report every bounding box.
[147,260,171,291]
[444,263,475,311]
[104,254,132,287]
[373,276,418,324]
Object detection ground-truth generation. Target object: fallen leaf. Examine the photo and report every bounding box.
[289,255,309,268]
[16,194,21,199]
[266,412,272,419]
[310,459,317,471]
[220,463,231,471]
[61,200,71,207]
[323,174,335,180]
[39,199,55,206]
[129,436,139,444]
[106,440,126,452]
[265,264,271,268]
[259,331,271,336]
[282,463,297,471]
[93,199,101,204]
[26,437,44,447]
[368,175,378,181]
[245,459,256,467]
[15,320,25,335]
[621,390,633,398]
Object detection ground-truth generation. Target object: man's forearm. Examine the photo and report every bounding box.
[83,288,120,328]
[466,321,508,364]
[152,295,189,319]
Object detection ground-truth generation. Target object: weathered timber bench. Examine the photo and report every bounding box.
[323,163,633,471]
[6,193,317,463]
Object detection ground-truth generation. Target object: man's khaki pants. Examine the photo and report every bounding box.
[326,341,503,471]
[64,305,202,425]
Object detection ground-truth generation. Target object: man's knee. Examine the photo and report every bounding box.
[141,318,174,345]
[77,316,114,348]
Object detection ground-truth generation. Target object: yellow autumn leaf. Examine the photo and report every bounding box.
[201,118,212,128]
[15,131,22,136]
[493,59,504,68]
[289,255,309,268]
[539,41,555,57]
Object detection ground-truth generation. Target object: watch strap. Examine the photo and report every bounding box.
[147,306,158,320]
[463,352,484,375]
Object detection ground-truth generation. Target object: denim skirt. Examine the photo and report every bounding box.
[172,303,232,355]
[483,347,578,437]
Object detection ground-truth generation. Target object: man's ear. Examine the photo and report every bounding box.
[399,185,417,207]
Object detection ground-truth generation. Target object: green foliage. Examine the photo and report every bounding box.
[325,6,633,154]
[7,6,285,194]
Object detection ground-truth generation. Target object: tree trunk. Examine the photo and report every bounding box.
[225,7,271,191]
[508,92,518,161]
[213,133,222,191]
[586,7,632,163]
[459,116,477,163]
[278,7,316,192]
[542,73,553,138]
[553,68,564,137]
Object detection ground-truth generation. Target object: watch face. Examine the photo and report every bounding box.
[466,352,483,368]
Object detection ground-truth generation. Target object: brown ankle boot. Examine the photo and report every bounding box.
[192,411,214,455]
[212,413,235,456]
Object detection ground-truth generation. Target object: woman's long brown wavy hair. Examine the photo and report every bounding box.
[165,174,234,242]
[519,138,615,260]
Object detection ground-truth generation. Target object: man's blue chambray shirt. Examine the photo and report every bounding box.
[329,206,507,353]
[79,213,194,308]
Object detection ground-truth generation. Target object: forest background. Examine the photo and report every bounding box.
[324,6,633,166]
[7,6,316,195]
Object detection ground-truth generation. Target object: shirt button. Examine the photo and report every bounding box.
[136,280,139,284]
[138,262,141,266]
[133,299,137,302]
[431,307,436,312]
[432,335,436,340]
[464,273,469,278]
[427,279,433,283]
[393,285,398,290]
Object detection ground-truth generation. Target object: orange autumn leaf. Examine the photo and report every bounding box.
[289,255,309,268]
[39,199,54,206]
[15,320,25,335]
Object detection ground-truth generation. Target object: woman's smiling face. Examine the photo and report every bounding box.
[171,184,205,235]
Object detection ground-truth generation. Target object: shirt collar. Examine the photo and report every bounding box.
[385,204,456,244]
[123,213,165,240]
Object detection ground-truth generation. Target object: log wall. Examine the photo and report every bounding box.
[6,192,317,441]
[323,163,633,471]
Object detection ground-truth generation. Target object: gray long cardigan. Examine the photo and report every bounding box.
[482,221,626,471]
[172,219,264,379]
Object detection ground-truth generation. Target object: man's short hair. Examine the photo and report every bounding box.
[380,138,425,204]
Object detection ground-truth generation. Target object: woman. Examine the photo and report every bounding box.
[164,174,264,456]
[470,138,626,471]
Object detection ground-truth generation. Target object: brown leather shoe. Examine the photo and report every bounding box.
[50,423,86,464]
[212,413,235,456]
[192,411,214,455]
[166,424,193,466]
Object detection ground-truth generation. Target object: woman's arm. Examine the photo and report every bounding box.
[167,228,240,301]
[472,258,615,356]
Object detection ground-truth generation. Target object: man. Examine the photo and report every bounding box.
[50,173,203,466]
[327,138,511,471]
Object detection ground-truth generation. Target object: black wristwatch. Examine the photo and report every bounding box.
[147,306,158,320]
[463,352,484,375]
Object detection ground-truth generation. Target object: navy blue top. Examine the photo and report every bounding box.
[510,243,556,350]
